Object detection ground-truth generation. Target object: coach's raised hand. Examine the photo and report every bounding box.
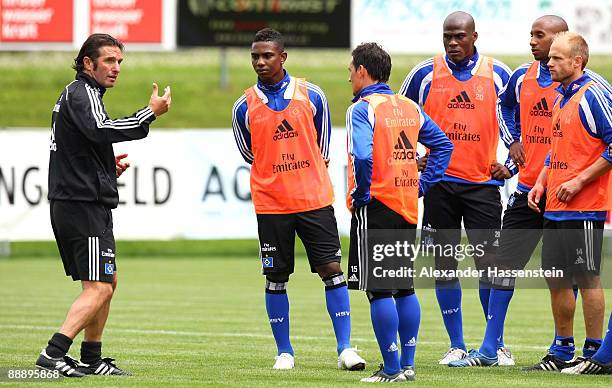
[148,82,172,116]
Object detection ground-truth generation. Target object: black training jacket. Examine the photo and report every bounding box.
[48,73,156,208]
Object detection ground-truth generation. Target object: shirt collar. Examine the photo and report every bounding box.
[352,83,394,103]
[257,70,290,93]
[555,72,590,98]
[77,72,106,95]
[445,47,479,71]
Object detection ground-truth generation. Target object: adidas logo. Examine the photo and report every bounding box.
[530,97,552,117]
[575,256,585,265]
[335,248,342,257]
[405,337,416,347]
[273,119,298,141]
[387,342,399,352]
[447,91,475,109]
[348,274,359,282]
[552,120,563,137]
[392,130,415,160]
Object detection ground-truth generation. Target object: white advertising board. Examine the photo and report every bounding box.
[352,0,612,54]
[1,128,609,241]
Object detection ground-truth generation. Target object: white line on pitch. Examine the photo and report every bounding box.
[0,323,548,351]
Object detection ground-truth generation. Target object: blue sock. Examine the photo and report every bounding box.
[395,293,420,368]
[479,289,513,357]
[551,336,575,361]
[324,278,351,355]
[592,312,612,364]
[478,282,490,320]
[370,297,400,375]
[583,338,602,359]
[435,279,466,351]
[265,290,293,356]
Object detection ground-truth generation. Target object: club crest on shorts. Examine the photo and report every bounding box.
[262,257,274,268]
[104,262,114,275]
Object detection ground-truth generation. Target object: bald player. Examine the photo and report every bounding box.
[449,15,611,368]
[399,11,513,365]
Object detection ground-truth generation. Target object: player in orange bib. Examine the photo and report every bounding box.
[346,42,452,383]
[231,28,365,371]
[453,15,612,369]
[527,31,612,371]
[399,11,513,364]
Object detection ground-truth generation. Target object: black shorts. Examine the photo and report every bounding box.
[491,191,546,287]
[541,219,604,275]
[348,198,417,291]
[421,181,501,275]
[50,201,116,283]
[256,205,341,276]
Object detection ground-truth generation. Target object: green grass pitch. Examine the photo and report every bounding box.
[0,50,610,129]
[1,247,612,387]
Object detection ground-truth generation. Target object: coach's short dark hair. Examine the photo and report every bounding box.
[73,33,124,73]
[253,28,285,51]
[351,42,391,83]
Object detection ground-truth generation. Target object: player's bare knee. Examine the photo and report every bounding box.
[315,262,341,279]
[90,281,114,301]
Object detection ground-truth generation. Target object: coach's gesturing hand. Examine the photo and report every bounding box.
[148,83,172,117]
[115,153,130,177]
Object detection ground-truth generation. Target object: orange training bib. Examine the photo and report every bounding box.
[424,55,498,183]
[546,81,611,212]
[518,61,559,188]
[246,78,334,214]
[347,94,421,223]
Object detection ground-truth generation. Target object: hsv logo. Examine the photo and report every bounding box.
[392,131,415,160]
[447,91,475,109]
[273,119,298,141]
[530,98,552,117]
[442,307,460,315]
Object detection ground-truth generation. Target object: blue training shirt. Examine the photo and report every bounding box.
[497,61,611,192]
[347,83,454,208]
[232,70,331,164]
[541,73,612,222]
[399,47,512,186]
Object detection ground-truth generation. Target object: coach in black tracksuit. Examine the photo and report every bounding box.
[36,33,171,377]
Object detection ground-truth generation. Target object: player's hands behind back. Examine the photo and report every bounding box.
[148,83,172,117]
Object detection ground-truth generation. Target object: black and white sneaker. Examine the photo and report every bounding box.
[35,349,85,377]
[561,358,612,375]
[401,366,416,381]
[77,357,132,376]
[523,353,579,372]
[360,364,407,383]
